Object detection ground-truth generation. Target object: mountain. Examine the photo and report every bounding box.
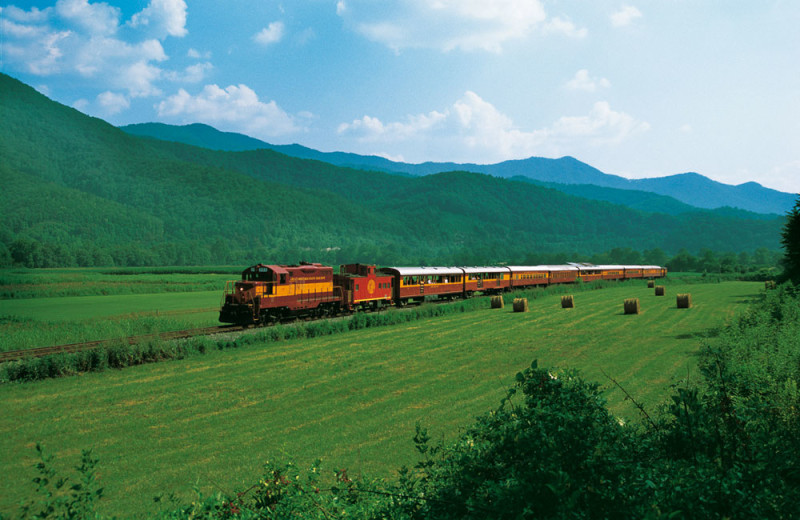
[121,122,795,215]
[0,72,786,268]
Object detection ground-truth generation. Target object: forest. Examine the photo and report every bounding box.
[0,72,787,270]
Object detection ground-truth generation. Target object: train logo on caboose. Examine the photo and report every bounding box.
[367,279,376,294]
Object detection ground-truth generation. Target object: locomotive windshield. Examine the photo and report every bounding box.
[243,266,272,282]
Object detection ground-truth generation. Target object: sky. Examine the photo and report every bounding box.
[2,1,799,194]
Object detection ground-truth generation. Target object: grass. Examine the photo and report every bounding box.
[0,291,221,352]
[0,266,237,299]
[0,280,759,517]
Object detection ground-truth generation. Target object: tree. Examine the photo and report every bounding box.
[781,195,800,283]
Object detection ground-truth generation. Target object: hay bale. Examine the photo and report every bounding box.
[561,295,575,308]
[624,298,640,315]
[647,280,655,288]
[491,295,505,309]
[655,285,665,296]
[677,293,692,309]
[513,298,529,313]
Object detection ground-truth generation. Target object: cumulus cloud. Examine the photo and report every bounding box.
[610,5,642,27]
[549,101,650,146]
[56,0,120,36]
[338,110,447,141]
[187,48,211,59]
[96,90,130,114]
[72,89,129,117]
[2,0,189,106]
[128,0,188,38]
[156,84,306,138]
[566,69,611,92]
[337,92,648,162]
[543,16,587,39]
[253,21,285,45]
[337,0,581,52]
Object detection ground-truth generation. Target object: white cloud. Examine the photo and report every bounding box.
[187,48,211,59]
[610,5,642,27]
[96,90,130,115]
[1,5,52,23]
[566,69,611,92]
[128,0,188,38]
[253,21,285,45]
[543,16,587,39]
[72,90,129,117]
[337,92,648,162]
[156,84,306,138]
[338,0,566,52]
[338,110,447,141]
[550,101,650,146]
[1,0,194,109]
[55,0,120,36]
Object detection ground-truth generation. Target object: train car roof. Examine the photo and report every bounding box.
[381,266,465,276]
[577,264,625,271]
[575,264,663,270]
[460,266,510,274]
[507,265,580,272]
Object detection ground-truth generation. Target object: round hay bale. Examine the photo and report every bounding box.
[655,285,666,296]
[647,280,655,288]
[513,298,529,313]
[491,295,504,309]
[677,293,692,309]
[624,298,640,315]
[561,295,575,308]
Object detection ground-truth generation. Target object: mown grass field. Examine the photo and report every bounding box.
[0,267,230,352]
[0,279,759,517]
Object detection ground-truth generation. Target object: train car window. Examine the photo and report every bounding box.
[356,284,359,291]
[280,274,287,284]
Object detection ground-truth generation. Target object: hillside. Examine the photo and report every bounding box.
[122,122,795,215]
[0,72,785,268]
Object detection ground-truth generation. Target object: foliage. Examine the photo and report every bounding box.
[0,73,786,268]
[781,195,800,283]
[16,443,103,520]
[6,281,798,518]
[405,362,639,519]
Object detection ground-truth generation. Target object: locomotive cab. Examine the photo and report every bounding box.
[220,263,340,325]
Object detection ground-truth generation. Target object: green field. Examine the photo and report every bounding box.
[0,280,759,516]
[0,267,232,352]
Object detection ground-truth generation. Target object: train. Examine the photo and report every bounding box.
[219,262,667,326]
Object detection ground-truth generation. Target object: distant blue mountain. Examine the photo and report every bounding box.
[121,122,796,215]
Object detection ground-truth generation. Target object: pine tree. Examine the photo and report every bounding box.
[781,195,800,282]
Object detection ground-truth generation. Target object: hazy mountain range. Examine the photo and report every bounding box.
[0,72,787,268]
[121,122,795,216]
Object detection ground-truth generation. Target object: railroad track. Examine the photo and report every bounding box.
[0,325,244,363]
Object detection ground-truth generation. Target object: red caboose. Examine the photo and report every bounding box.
[220,262,341,324]
[334,264,394,312]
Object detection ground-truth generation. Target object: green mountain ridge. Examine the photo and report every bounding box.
[0,73,785,267]
[121,122,794,215]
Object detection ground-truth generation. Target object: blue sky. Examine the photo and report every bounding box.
[2,1,799,193]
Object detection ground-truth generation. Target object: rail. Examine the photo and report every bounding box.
[0,325,243,363]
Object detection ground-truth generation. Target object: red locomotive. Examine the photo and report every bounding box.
[220,262,340,324]
[219,262,667,325]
